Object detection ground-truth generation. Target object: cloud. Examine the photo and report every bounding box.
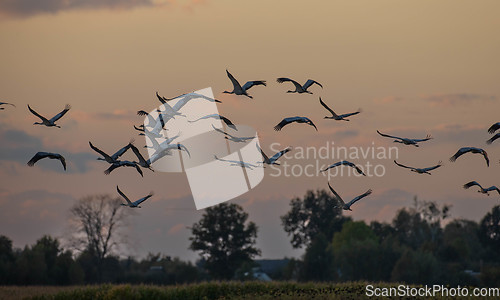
[167,223,185,235]
[373,96,405,104]
[95,109,139,121]
[0,189,75,249]
[422,93,496,107]
[0,0,164,18]
[0,128,95,173]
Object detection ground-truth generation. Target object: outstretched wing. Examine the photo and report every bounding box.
[49,104,71,122]
[156,91,167,104]
[339,111,361,118]
[256,143,270,164]
[270,147,291,162]
[226,70,242,91]
[486,133,500,145]
[487,186,500,195]
[274,118,292,131]
[377,130,403,140]
[488,122,500,134]
[129,143,148,166]
[321,161,342,172]
[27,152,49,167]
[412,134,433,143]
[482,150,490,167]
[111,141,133,160]
[133,163,144,177]
[56,154,67,171]
[89,142,113,162]
[116,186,133,205]
[423,162,442,172]
[305,118,318,131]
[242,80,266,91]
[27,105,49,123]
[319,97,338,117]
[348,162,366,176]
[212,124,230,137]
[133,193,154,206]
[450,148,468,162]
[133,125,145,132]
[394,160,414,170]
[347,189,372,208]
[276,77,303,90]
[220,115,237,130]
[303,79,323,90]
[463,181,482,190]
[327,182,345,206]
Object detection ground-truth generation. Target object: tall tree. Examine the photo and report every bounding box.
[68,194,129,282]
[0,235,14,284]
[281,189,350,249]
[189,203,260,280]
[479,205,500,260]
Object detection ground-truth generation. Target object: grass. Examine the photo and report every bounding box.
[0,282,497,300]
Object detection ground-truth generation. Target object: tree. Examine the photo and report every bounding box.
[479,205,500,261]
[0,235,14,284]
[68,194,129,282]
[299,233,335,281]
[189,203,260,280]
[392,197,450,251]
[331,221,382,281]
[281,189,350,249]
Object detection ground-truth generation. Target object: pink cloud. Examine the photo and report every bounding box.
[167,223,185,235]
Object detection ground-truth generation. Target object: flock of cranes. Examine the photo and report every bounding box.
[1,68,499,211]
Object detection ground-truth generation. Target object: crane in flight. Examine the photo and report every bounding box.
[276,77,323,94]
[116,186,153,208]
[27,152,66,171]
[189,114,237,130]
[274,116,317,131]
[256,143,291,165]
[156,91,221,103]
[319,98,361,121]
[28,104,71,128]
[328,182,372,211]
[212,125,253,143]
[463,181,500,196]
[223,70,266,99]
[394,160,442,175]
[377,130,432,147]
[214,155,260,170]
[450,147,489,167]
[89,141,132,164]
[0,102,15,110]
[129,143,154,171]
[321,160,366,176]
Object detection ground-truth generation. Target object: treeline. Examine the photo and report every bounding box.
[0,191,499,286]
[280,191,500,287]
[0,235,200,285]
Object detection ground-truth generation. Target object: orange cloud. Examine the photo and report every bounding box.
[167,223,185,235]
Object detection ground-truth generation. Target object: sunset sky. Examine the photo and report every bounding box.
[1,0,499,262]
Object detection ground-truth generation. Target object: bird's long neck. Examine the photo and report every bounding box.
[223,91,232,94]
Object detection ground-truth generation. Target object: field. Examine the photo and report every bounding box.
[0,282,498,300]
